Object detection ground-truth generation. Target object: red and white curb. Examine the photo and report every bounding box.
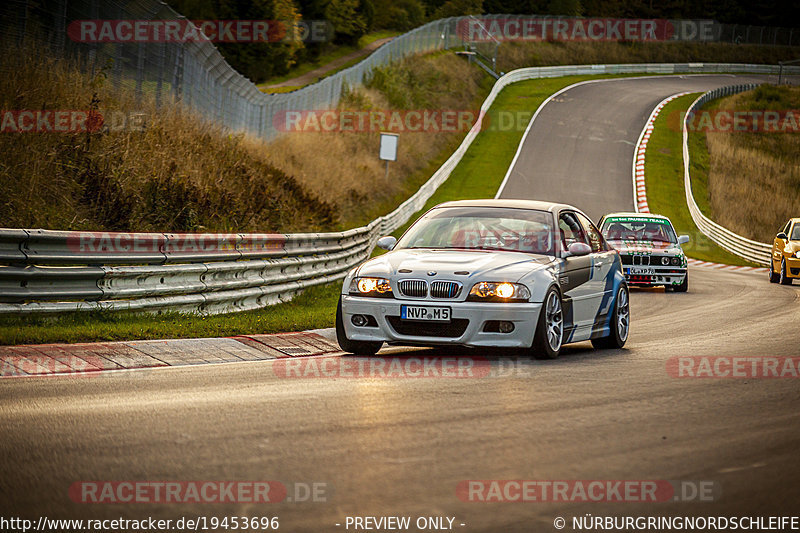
[0,331,343,378]
[632,93,766,274]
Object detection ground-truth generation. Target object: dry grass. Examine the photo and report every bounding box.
[0,46,334,233]
[703,85,800,242]
[265,53,486,223]
[498,41,800,73]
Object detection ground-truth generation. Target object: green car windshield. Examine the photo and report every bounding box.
[601,216,677,243]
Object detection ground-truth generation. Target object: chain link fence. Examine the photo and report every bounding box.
[2,2,798,143]
[1,0,461,141]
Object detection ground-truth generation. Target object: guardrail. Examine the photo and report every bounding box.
[682,85,774,266]
[2,62,798,314]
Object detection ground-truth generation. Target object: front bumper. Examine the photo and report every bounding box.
[341,295,542,348]
[623,266,686,287]
[786,256,800,278]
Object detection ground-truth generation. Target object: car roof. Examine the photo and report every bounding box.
[434,199,579,214]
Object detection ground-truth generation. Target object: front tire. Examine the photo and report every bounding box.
[671,272,688,293]
[335,296,382,355]
[780,258,793,285]
[769,259,780,283]
[531,287,563,360]
[591,285,630,349]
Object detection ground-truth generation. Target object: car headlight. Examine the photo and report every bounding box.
[467,282,531,302]
[349,277,393,297]
[661,256,670,266]
[795,251,800,259]
[670,256,681,266]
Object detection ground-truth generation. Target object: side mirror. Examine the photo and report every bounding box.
[566,242,592,257]
[777,232,788,240]
[376,236,397,251]
[677,235,690,245]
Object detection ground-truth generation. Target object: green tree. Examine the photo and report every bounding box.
[546,0,582,16]
[433,0,483,18]
[325,0,369,44]
[373,0,426,31]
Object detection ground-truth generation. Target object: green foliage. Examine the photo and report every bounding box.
[547,0,582,16]
[325,0,370,44]
[745,84,800,111]
[373,0,427,31]
[164,0,800,84]
[432,0,483,18]
[164,0,306,83]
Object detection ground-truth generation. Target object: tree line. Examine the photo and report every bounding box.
[166,0,799,83]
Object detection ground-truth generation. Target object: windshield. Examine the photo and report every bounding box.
[600,216,677,243]
[792,224,800,241]
[395,206,555,255]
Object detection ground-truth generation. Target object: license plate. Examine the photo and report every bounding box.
[400,305,451,322]
[627,267,654,275]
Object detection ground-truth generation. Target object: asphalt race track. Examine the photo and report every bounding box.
[2,75,799,532]
[497,74,785,220]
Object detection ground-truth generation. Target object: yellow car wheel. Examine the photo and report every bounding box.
[780,258,793,286]
[769,260,780,283]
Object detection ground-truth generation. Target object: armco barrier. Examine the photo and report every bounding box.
[2,63,798,314]
[682,85,774,266]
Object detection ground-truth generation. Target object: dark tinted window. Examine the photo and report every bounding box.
[576,212,606,253]
[559,212,588,251]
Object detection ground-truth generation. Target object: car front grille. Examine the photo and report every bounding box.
[632,255,650,266]
[430,281,461,299]
[386,316,469,338]
[399,280,427,298]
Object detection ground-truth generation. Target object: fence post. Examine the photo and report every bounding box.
[53,0,68,54]
[135,42,145,103]
[155,42,166,108]
[172,43,184,103]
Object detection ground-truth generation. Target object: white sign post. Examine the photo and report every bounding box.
[379,132,398,181]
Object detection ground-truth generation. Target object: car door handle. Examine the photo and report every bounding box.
[594,262,603,268]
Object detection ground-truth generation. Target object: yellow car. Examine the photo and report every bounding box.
[769,218,800,285]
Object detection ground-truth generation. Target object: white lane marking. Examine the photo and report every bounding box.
[632,92,690,213]
[718,462,767,474]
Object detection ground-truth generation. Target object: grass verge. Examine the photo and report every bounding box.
[257,30,400,91]
[0,284,341,346]
[644,94,758,266]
